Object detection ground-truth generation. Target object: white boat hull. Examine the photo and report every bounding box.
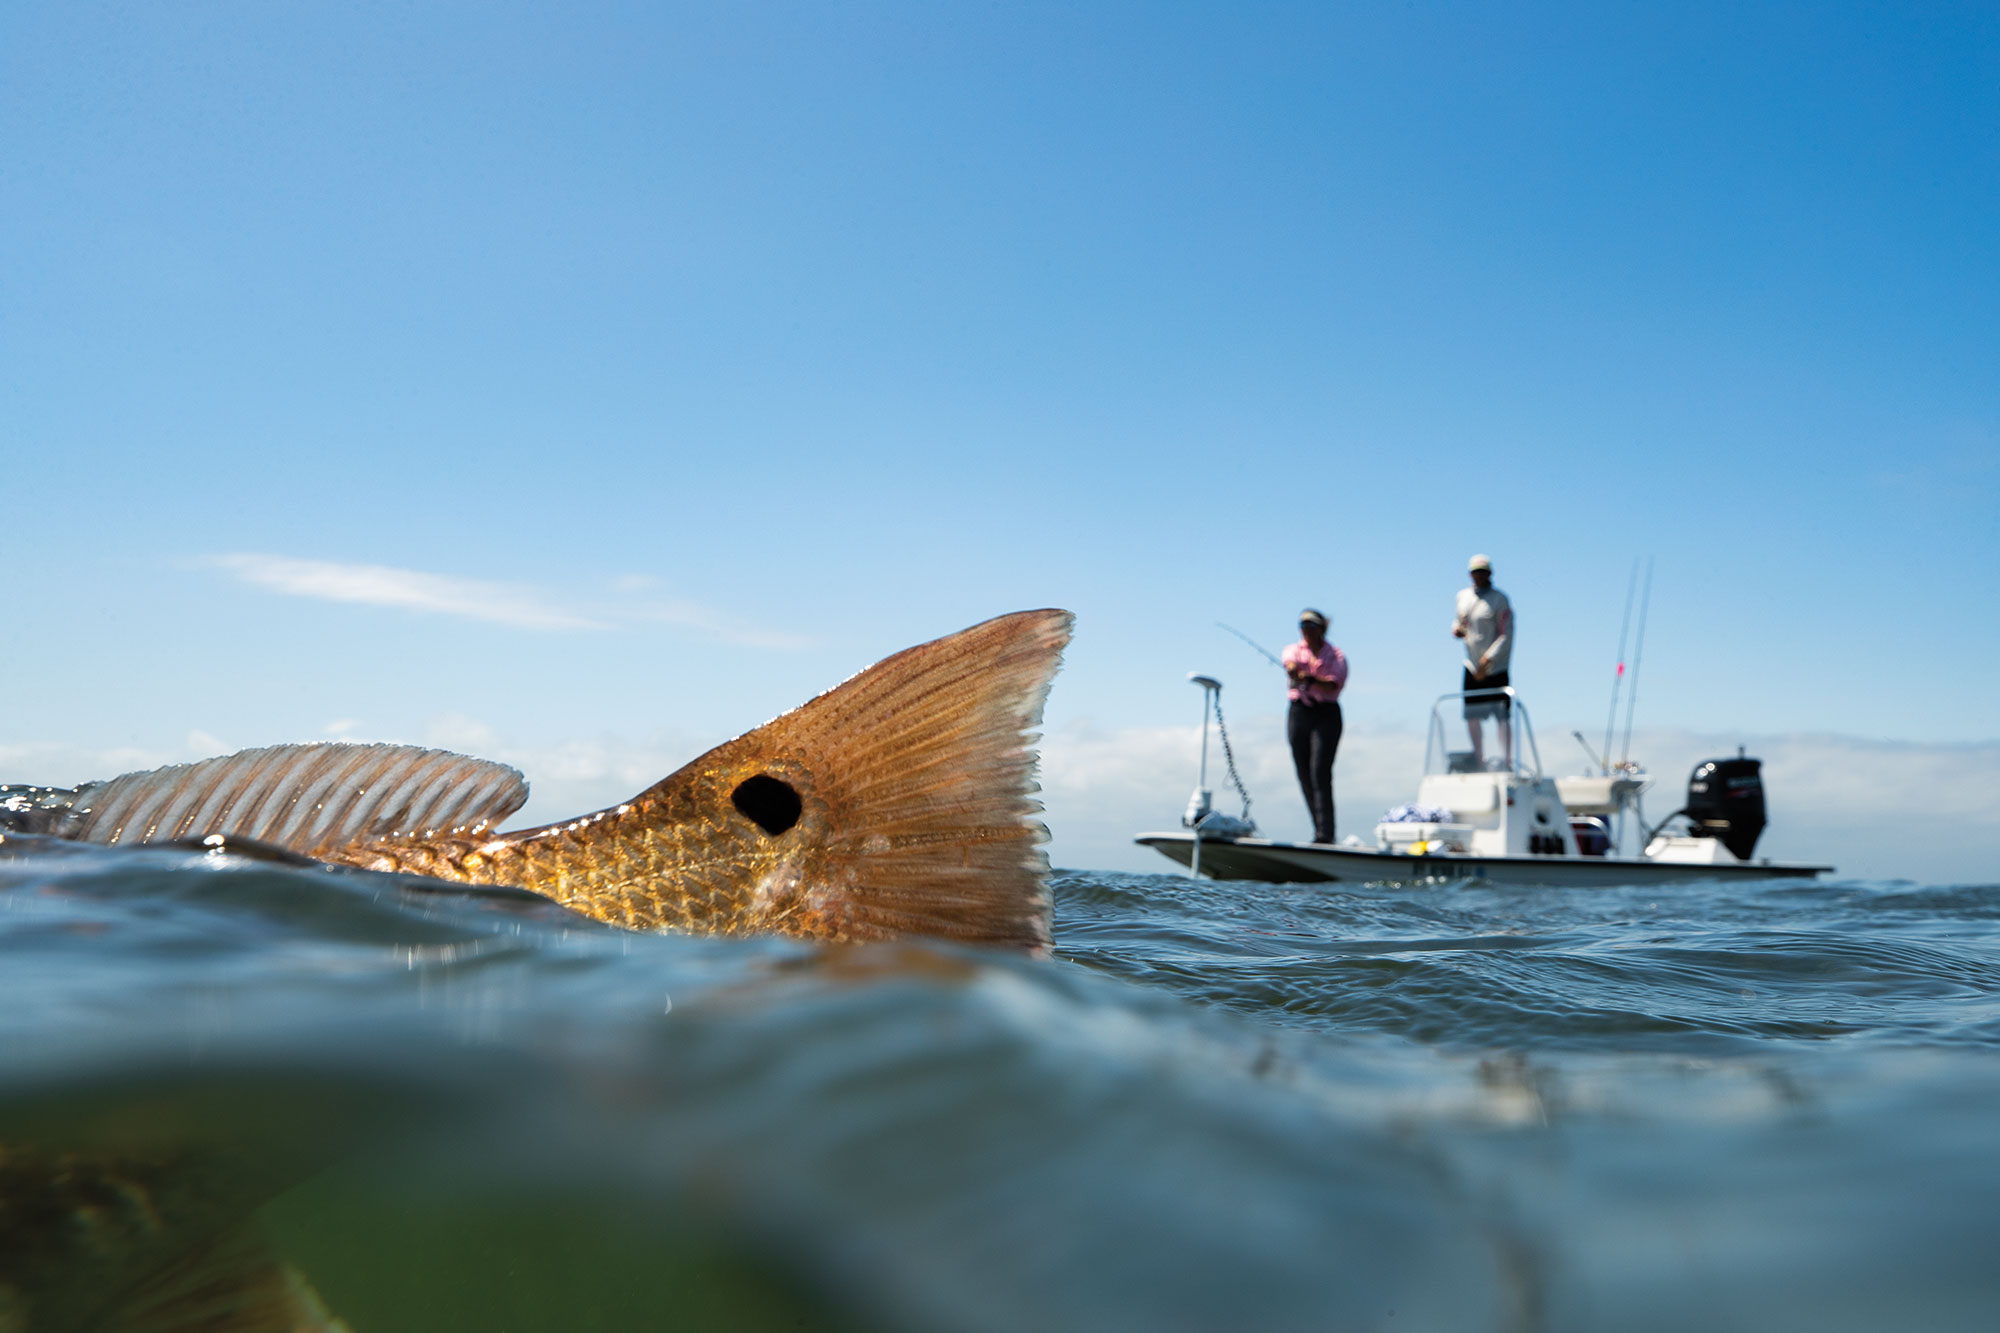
[1135,832,1831,887]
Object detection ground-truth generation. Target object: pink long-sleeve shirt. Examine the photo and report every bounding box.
[1281,639,1348,705]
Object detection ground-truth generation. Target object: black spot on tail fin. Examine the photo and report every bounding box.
[726,608,1073,952]
[731,774,803,835]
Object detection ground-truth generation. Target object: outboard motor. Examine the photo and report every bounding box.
[1684,751,1766,861]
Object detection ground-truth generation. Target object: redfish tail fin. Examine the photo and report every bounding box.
[734,608,1072,953]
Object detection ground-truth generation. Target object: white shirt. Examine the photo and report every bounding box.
[1453,585,1513,673]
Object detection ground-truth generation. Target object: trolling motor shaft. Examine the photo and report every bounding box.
[1184,675,1222,828]
[1182,674,1256,878]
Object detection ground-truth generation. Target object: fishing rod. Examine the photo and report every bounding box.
[1215,622,1285,671]
[1573,730,1609,773]
[1601,559,1640,775]
[1618,557,1654,765]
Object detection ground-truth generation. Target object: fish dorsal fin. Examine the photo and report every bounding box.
[1,783,86,835]
[600,608,1073,952]
[59,742,527,853]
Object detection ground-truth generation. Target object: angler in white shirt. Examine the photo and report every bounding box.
[1451,554,1514,769]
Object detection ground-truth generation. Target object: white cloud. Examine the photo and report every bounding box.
[623,596,813,650]
[455,731,717,829]
[200,554,809,648]
[423,712,500,754]
[0,741,176,787]
[205,554,604,631]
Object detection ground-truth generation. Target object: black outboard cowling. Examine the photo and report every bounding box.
[1685,754,1766,861]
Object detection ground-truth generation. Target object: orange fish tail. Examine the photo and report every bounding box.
[513,609,1074,952]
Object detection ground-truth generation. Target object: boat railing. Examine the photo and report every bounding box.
[1422,688,1543,780]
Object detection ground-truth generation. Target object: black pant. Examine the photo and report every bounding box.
[1288,700,1343,844]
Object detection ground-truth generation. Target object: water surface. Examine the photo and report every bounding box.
[3,837,1995,1331]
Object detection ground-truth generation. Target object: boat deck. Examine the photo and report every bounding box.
[1135,832,1832,887]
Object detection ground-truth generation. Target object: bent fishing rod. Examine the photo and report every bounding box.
[1215,622,1285,672]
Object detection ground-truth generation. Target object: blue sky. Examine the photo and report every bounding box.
[5,3,1995,880]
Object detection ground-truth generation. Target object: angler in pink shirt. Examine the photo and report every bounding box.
[1282,609,1349,844]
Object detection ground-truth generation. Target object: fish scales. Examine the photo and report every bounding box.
[29,611,1072,954]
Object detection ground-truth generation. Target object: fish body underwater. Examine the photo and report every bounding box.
[3,610,1071,953]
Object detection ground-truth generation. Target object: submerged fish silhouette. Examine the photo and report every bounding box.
[11,610,1072,953]
[0,1130,356,1333]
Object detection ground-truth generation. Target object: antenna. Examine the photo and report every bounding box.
[1619,557,1654,764]
[1601,558,1640,774]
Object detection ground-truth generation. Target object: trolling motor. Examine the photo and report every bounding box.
[1646,748,1767,861]
[1182,674,1256,878]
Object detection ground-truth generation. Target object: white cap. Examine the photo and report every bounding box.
[1468,554,1492,572]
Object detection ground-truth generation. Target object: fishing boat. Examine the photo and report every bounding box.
[1136,681,1832,886]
